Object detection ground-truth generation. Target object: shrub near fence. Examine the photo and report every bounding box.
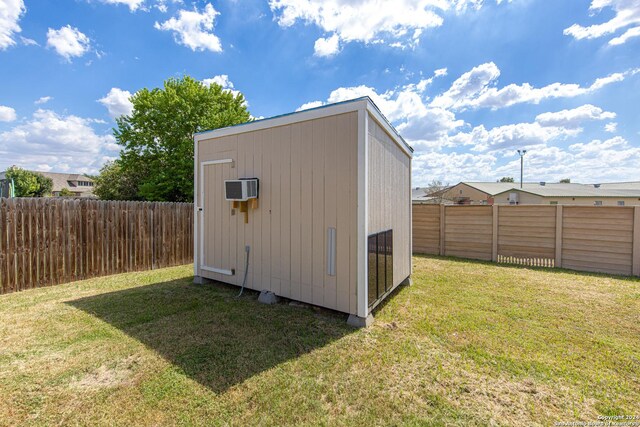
[412,204,640,277]
[0,198,194,295]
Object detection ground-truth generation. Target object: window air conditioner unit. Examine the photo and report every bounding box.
[508,192,518,205]
[225,179,259,201]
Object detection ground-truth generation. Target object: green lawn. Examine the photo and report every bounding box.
[1,256,639,426]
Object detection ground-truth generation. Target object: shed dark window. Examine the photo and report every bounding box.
[368,229,393,307]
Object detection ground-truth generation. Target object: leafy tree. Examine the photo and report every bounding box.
[93,160,143,201]
[4,166,53,197]
[58,188,74,197]
[113,76,251,202]
[498,177,515,183]
[559,178,571,183]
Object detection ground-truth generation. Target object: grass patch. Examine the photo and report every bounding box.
[0,256,639,426]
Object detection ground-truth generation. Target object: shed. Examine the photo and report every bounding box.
[193,97,413,326]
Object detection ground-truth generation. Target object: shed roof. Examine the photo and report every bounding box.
[194,97,413,157]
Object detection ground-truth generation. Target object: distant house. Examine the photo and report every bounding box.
[414,181,640,206]
[0,170,96,198]
[412,187,452,204]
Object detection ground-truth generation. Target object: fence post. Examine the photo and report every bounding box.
[633,206,640,277]
[555,205,563,268]
[492,205,498,262]
[439,204,445,256]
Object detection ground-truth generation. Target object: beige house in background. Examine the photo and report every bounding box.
[193,97,412,327]
[417,181,640,206]
[0,170,96,198]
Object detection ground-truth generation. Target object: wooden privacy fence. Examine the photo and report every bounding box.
[0,198,194,295]
[413,204,640,277]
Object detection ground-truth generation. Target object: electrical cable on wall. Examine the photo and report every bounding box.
[237,245,250,297]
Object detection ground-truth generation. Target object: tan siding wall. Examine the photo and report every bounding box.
[367,115,412,287]
[197,112,359,314]
[443,183,491,204]
[495,192,544,205]
[495,191,640,206]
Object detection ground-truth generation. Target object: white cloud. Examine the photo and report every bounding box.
[34,96,53,105]
[297,61,640,184]
[448,122,581,153]
[0,0,25,50]
[498,137,640,183]
[269,0,508,54]
[296,101,324,111]
[99,0,145,11]
[98,88,134,119]
[314,34,340,57]
[202,74,243,99]
[154,3,222,52]
[20,36,37,46]
[610,25,640,44]
[431,62,638,110]
[535,104,616,128]
[604,122,618,132]
[299,73,464,143]
[412,151,498,185]
[0,109,117,174]
[46,25,91,60]
[564,0,640,46]
[202,74,234,89]
[0,106,17,122]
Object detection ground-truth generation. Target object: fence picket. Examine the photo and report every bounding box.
[0,198,194,295]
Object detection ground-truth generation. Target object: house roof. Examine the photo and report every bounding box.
[494,183,640,198]
[449,181,640,198]
[194,96,413,157]
[0,170,94,194]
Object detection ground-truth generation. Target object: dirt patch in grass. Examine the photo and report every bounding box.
[69,355,142,390]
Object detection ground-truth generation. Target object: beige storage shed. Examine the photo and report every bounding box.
[193,97,413,326]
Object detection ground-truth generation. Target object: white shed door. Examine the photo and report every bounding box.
[199,155,237,277]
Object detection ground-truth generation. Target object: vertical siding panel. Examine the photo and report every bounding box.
[221,164,230,274]
[349,113,358,314]
[300,121,314,304]
[261,130,272,290]
[280,125,292,298]
[270,128,282,294]
[336,113,351,313]
[324,116,338,309]
[311,118,325,306]
[236,135,247,286]
[249,131,261,289]
[290,123,302,301]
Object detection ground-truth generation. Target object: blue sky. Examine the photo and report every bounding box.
[0,0,639,185]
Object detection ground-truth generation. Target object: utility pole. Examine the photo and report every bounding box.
[517,149,527,189]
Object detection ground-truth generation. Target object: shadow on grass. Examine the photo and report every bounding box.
[413,253,640,282]
[67,277,354,394]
